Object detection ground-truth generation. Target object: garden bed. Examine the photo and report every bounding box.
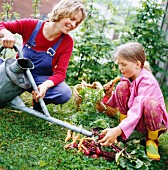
[0,91,167,169]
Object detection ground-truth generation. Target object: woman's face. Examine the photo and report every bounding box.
[57,10,83,34]
[117,56,142,80]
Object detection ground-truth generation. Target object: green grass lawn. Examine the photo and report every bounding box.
[0,92,168,170]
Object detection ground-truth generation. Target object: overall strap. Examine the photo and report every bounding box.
[46,34,64,57]
[25,20,43,48]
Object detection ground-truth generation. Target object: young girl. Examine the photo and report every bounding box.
[0,0,86,111]
[98,42,168,161]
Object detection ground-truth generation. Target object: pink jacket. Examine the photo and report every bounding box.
[104,68,168,139]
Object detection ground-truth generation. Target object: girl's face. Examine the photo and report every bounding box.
[117,56,142,80]
[57,10,83,34]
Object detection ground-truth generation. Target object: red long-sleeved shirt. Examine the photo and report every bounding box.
[0,18,74,85]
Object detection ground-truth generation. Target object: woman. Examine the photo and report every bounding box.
[98,42,168,161]
[0,0,86,111]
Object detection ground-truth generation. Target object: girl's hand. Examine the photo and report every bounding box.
[103,81,115,97]
[98,127,122,146]
[103,76,120,97]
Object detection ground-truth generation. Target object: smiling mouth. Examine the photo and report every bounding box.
[65,24,71,30]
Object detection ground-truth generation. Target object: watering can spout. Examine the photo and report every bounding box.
[9,96,93,137]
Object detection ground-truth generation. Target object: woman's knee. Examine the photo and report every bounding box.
[45,83,72,104]
[56,86,72,104]
[59,87,72,103]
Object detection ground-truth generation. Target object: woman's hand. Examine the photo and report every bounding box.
[33,80,54,100]
[98,127,122,146]
[0,29,15,48]
[36,83,48,99]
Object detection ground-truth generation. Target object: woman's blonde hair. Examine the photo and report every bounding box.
[48,0,86,25]
[114,42,146,68]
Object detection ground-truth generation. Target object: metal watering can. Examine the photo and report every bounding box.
[0,45,92,137]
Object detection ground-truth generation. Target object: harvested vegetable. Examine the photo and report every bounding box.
[72,134,80,143]
[64,133,80,149]
[109,76,121,85]
[78,137,85,149]
[64,130,123,162]
[65,130,72,143]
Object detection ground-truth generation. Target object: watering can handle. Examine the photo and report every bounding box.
[0,44,24,58]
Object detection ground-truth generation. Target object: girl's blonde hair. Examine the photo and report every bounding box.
[48,0,86,25]
[114,42,147,68]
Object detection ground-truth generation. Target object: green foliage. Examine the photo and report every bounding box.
[70,87,118,129]
[31,0,42,19]
[121,0,168,77]
[0,0,20,21]
[67,0,119,86]
[116,140,152,170]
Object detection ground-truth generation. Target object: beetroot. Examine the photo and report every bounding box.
[91,154,99,158]
[95,147,102,156]
[72,143,78,148]
[98,134,105,140]
[101,150,115,159]
[84,149,90,156]
[90,140,96,147]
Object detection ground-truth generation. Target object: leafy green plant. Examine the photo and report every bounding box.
[70,87,118,129]
[121,0,168,77]
[31,0,42,19]
[0,0,20,21]
[67,0,119,86]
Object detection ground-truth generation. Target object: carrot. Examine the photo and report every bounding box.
[72,132,76,140]
[64,143,71,149]
[65,130,72,143]
[64,133,80,149]
[110,76,120,85]
[78,138,85,149]
[71,134,80,144]
[83,137,96,141]
[81,144,87,151]
[78,147,83,152]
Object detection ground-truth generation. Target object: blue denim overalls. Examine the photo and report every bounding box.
[22,20,72,105]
